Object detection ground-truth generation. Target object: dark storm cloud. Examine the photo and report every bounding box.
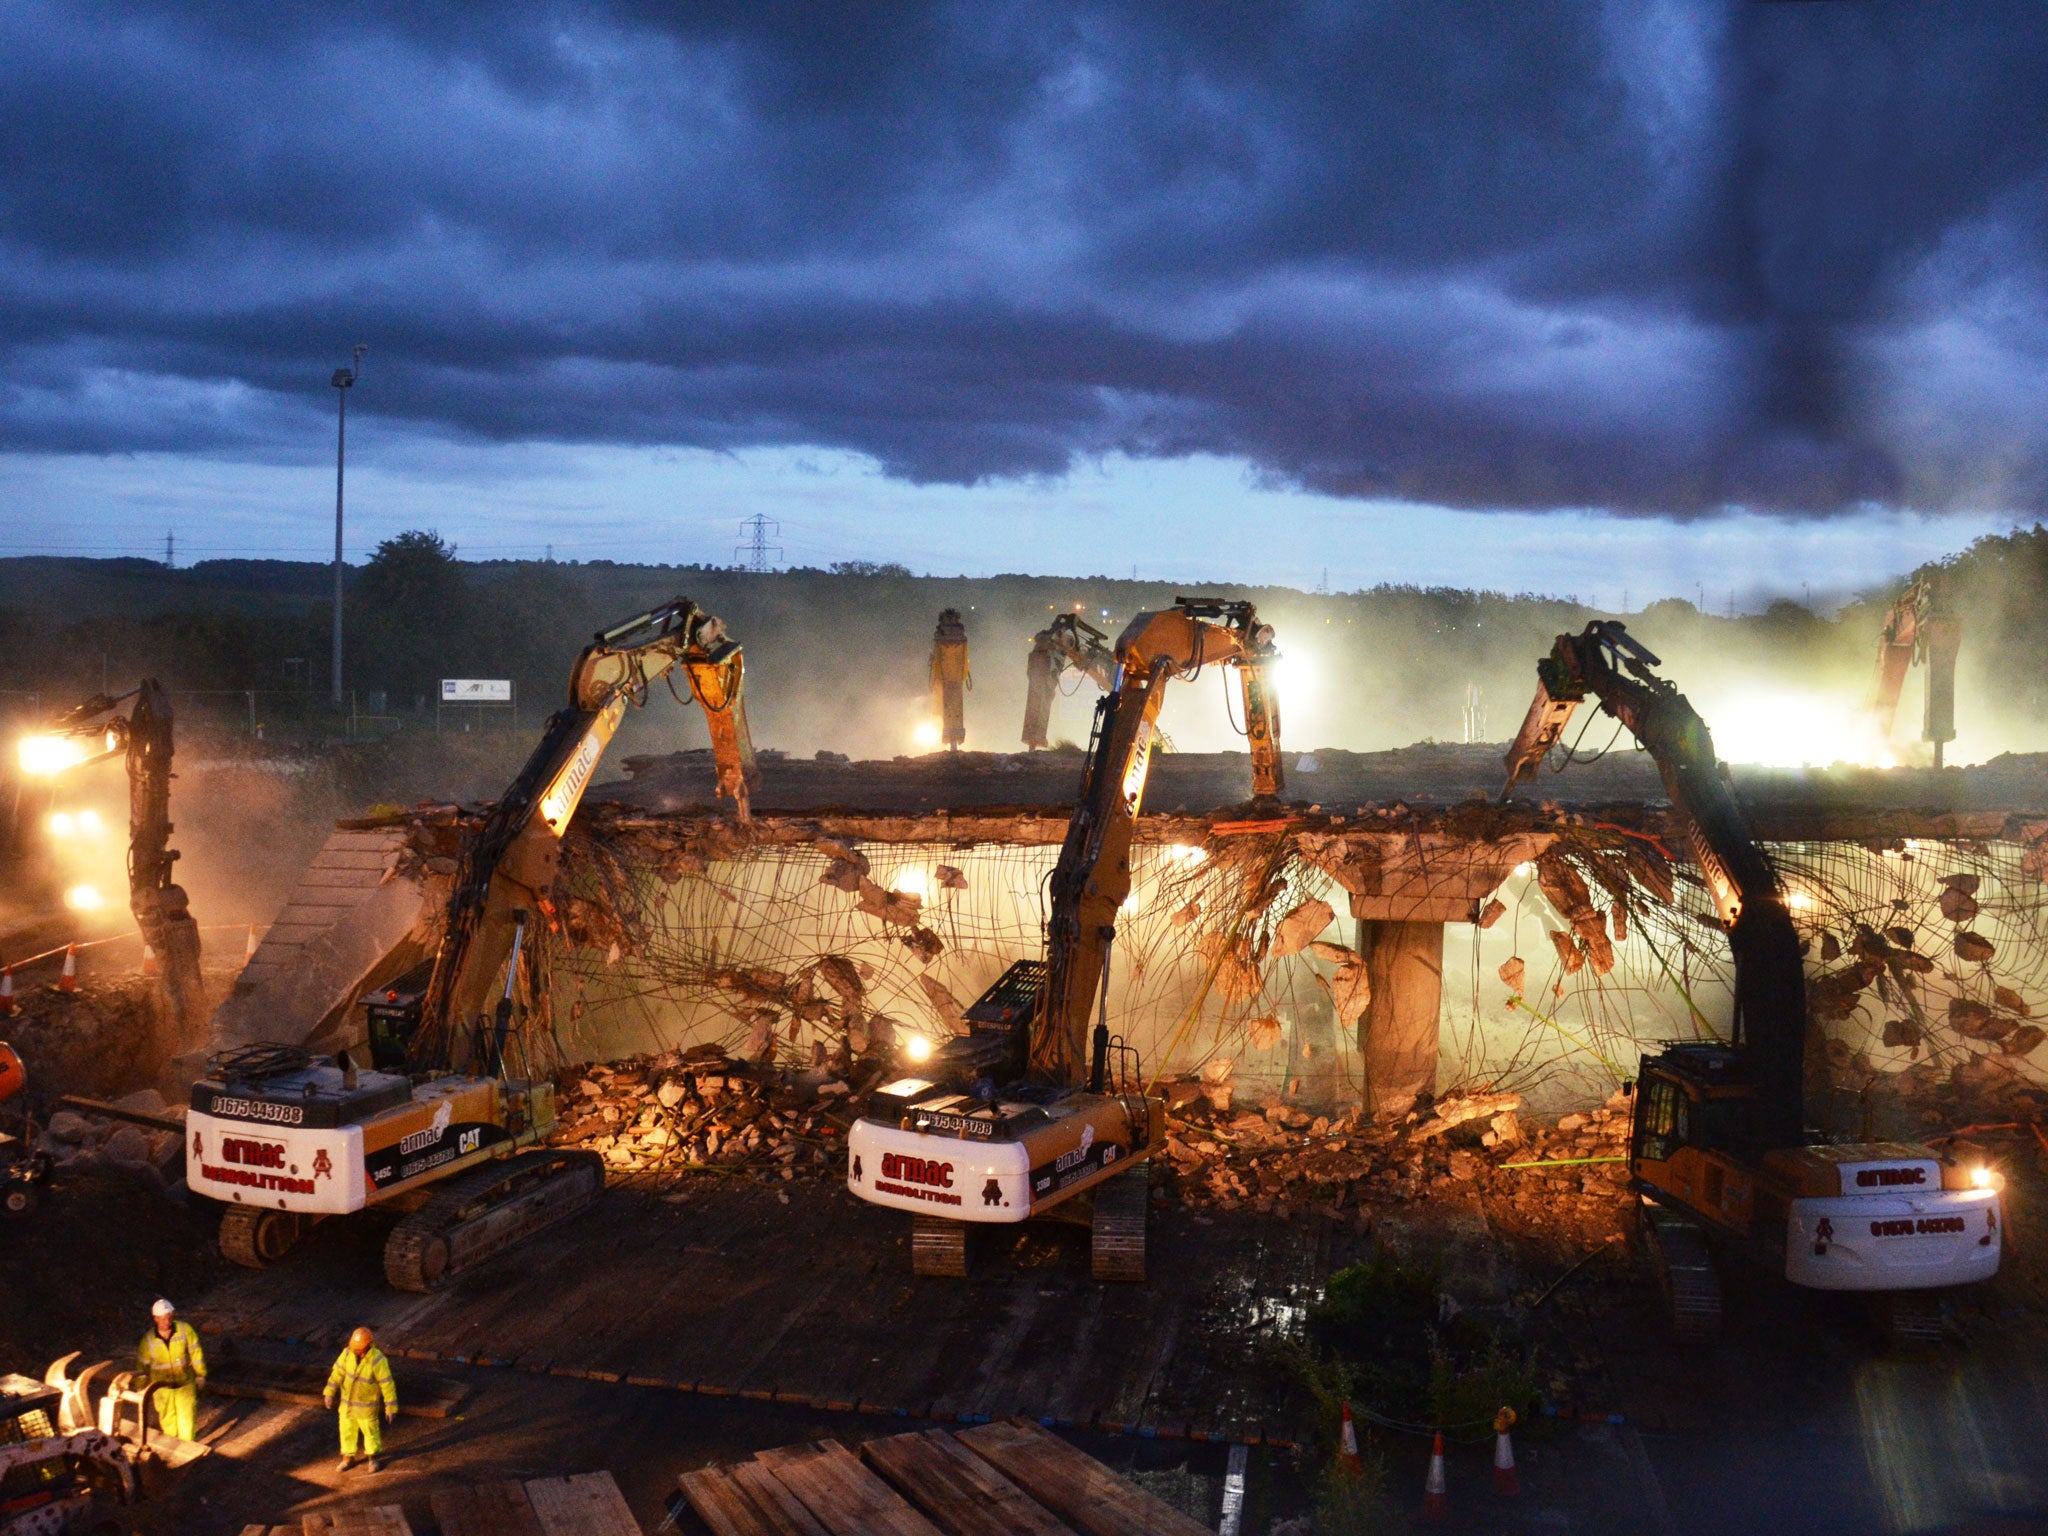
[4,0,2048,514]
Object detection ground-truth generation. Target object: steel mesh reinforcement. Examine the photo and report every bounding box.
[532,815,2048,1122]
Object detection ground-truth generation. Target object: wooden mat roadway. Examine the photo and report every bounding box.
[185,1177,1365,1447]
[681,1418,1213,1536]
[242,1470,638,1536]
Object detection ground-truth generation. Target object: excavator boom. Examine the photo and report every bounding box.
[1869,577,1962,765]
[28,681,205,1043]
[414,597,757,1069]
[1503,621,1803,1148]
[1034,598,1282,1081]
[930,610,970,750]
[1021,614,1116,750]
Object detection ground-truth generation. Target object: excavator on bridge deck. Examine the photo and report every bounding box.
[850,597,1284,1281]
[1870,575,1962,767]
[1505,620,2001,1345]
[186,598,757,1289]
[1022,613,1116,751]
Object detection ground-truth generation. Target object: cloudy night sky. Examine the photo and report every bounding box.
[6,1,2048,601]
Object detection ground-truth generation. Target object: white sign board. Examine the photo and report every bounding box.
[441,679,512,702]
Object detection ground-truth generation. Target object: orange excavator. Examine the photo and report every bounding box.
[1870,575,1961,766]
[1506,621,2001,1345]
[850,598,1283,1280]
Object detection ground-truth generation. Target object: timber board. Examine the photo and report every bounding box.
[523,1471,641,1536]
[956,1419,1213,1536]
[860,1429,1076,1536]
[430,1481,547,1536]
[183,1178,1324,1442]
[728,1459,833,1536]
[755,1440,944,1536]
[679,1466,788,1536]
[301,1507,414,1536]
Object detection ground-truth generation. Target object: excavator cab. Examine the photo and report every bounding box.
[902,960,1047,1095]
[361,962,434,1073]
[1632,1045,1761,1237]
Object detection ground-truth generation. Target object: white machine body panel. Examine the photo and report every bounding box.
[847,1118,1035,1222]
[186,1110,366,1215]
[847,1088,1144,1224]
[1784,1187,2002,1291]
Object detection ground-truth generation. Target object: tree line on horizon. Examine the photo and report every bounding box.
[0,526,2041,758]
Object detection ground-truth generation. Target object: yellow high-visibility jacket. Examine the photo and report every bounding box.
[136,1322,207,1389]
[325,1346,398,1417]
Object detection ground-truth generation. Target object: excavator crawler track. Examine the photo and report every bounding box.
[1089,1165,1148,1283]
[910,1215,970,1278]
[219,1206,309,1269]
[384,1147,602,1293]
[1638,1199,1720,1343]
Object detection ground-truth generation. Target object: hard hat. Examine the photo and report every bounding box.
[349,1327,374,1351]
[151,1299,175,1317]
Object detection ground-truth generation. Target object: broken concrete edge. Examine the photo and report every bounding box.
[361,794,2048,862]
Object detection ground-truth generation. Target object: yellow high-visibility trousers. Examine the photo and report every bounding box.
[338,1409,384,1457]
[151,1384,197,1441]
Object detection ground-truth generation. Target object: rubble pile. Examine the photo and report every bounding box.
[35,1091,186,1189]
[549,1047,857,1183]
[2,975,173,1101]
[547,1041,1644,1236]
[1151,1081,1636,1228]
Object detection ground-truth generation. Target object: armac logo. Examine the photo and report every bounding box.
[881,1153,953,1188]
[201,1135,316,1196]
[1856,1166,1927,1188]
[221,1137,286,1169]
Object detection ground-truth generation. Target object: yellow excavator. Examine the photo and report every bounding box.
[850,597,1284,1280]
[1870,575,1961,766]
[930,609,970,750]
[1506,621,2001,1345]
[187,599,757,1288]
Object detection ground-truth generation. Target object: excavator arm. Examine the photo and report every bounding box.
[1502,622,1805,1147]
[413,598,757,1069]
[27,681,205,1042]
[1870,577,1961,766]
[930,610,971,750]
[1034,599,1283,1082]
[1022,614,1116,750]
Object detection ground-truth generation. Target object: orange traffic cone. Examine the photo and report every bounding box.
[57,945,78,993]
[1337,1402,1363,1478]
[1421,1430,1449,1523]
[244,924,259,961]
[140,942,159,977]
[1493,1407,1519,1496]
[0,966,14,1017]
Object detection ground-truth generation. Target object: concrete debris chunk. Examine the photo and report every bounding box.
[855,877,924,926]
[1412,1091,1524,1141]
[1269,897,1335,958]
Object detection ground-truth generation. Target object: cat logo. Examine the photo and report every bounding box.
[191,1130,202,1159]
[312,1148,333,1182]
[459,1128,481,1155]
[982,1177,1003,1207]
